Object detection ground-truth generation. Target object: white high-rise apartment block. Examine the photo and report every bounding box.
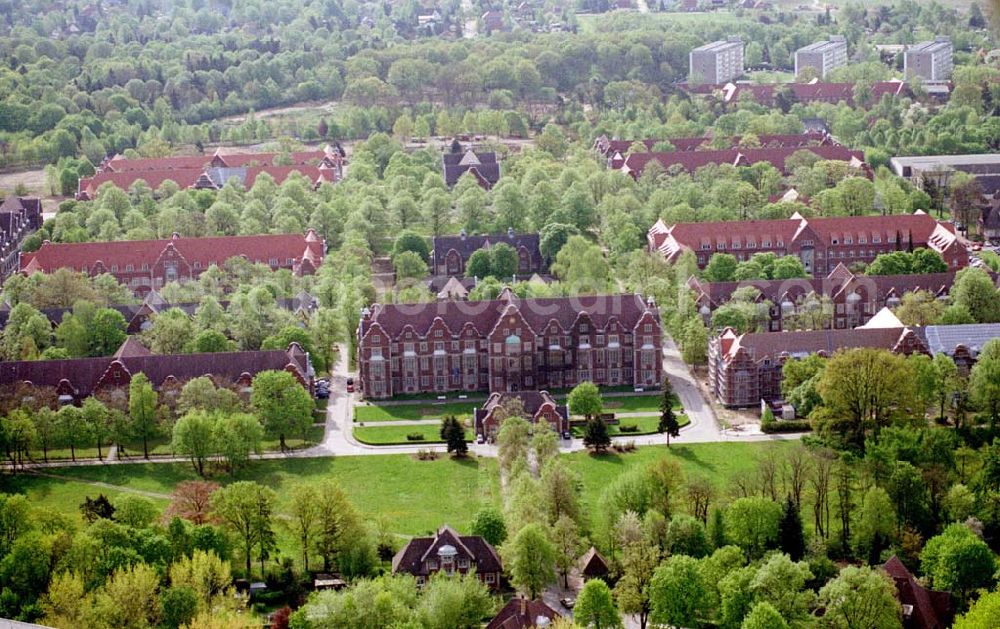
[794,36,848,79]
[689,38,745,85]
[904,36,953,81]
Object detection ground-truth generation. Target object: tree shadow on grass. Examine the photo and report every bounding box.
[669,445,716,472]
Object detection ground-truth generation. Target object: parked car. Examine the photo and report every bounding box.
[316,388,329,399]
[346,378,355,393]
[561,431,572,440]
[476,434,486,444]
[560,597,575,609]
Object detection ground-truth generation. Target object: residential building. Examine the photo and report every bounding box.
[0,341,314,405]
[620,145,869,179]
[77,147,345,200]
[473,390,569,440]
[795,36,848,78]
[689,39,744,85]
[0,289,318,335]
[593,132,834,161]
[904,37,954,81]
[891,153,1000,201]
[648,211,967,277]
[356,290,663,398]
[19,231,324,297]
[442,148,501,189]
[486,598,560,629]
[481,10,504,33]
[883,556,953,629]
[431,229,545,276]
[982,201,1000,241]
[708,311,1000,407]
[688,264,968,331]
[0,197,43,279]
[392,525,503,588]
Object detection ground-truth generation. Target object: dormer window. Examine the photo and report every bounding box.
[844,236,852,245]
[831,238,839,245]
[125,264,134,272]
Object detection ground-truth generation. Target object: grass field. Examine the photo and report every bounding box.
[1,454,500,538]
[354,401,477,422]
[570,414,690,437]
[353,423,474,445]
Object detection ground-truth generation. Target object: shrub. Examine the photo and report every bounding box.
[415,449,438,461]
[612,440,637,453]
[406,433,426,441]
[618,423,640,433]
[761,419,812,433]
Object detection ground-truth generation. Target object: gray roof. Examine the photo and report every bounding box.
[920,324,1000,357]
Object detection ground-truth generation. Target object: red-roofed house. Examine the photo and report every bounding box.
[78,146,344,200]
[486,598,560,629]
[0,196,43,279]
[20,231,324,297]
[688,264,969,331]
[357,289,663,398]
[708,80,913,107]
[620,145,870,179]
[593,132,834,159]
[648,211,967,277]
[0,342,313,405]
[473,390,569,441]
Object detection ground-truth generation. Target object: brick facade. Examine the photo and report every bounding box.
[356,290,663,399]
[20,231,324,297]
[473,390,569,440]
[649,211,968,278]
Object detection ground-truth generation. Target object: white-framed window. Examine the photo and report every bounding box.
[484,573,495,584]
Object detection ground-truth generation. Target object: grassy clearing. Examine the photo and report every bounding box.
[569,414,690,437]
[353,423,474,445]
[354,401,477,422]
[597,394,679,414]
[1,454,501,537]
[564,440,795,520]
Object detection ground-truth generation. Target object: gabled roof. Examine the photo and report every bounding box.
[723,327,921,362]
[113,336,152,358]
[578,546,610,577]
[432,232,541,268]
[883,556,952,629]
[101,148,335,173]
[77,165,335,199]
[443,151,500,187]
[486,598,561,629]
[859,307,905,329]
[722,80,911,105]
[363,293,655,340]
[391,525,502,576]
[621,145,866,178]
[595,132,831,156]
[479,390,568,420]
[19,232,324,275]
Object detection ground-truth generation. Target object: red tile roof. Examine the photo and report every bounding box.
[77,165,336,199]
[102,148,334,173]
[20,232,324,275]
[595,132,832,156]
[649,211,960,264]
[621,145,867,178]
[486,598,561,629]
[720,81,911,105]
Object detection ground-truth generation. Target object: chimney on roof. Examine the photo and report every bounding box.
[507,226,514,238]
[520,597,526,616]
[171,232,180,239]
[460,228,467,240]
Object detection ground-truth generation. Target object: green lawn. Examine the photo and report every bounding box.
[597,394,678,414]
[564,441,795,516]
[353,423,474,445]
[1,454,500,538]
[570,414,689,437]
[354,401,477,422]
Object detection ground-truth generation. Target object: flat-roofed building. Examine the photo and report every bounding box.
[795,36,848,78]
[904,36,953,81]
[690,38,744,85]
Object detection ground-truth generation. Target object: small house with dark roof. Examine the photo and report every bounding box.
[981,203,1000,241]
[431,229,544,277]
[578,546,610,580]
[883,556,952,629]
[486,598,560,629]
[474,390,569,440]
[443,148,501,189]
[391,525,502,589]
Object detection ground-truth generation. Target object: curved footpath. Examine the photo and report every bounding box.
[4,341,801,471]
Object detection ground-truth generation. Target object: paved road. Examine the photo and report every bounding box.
[461,0,477,38]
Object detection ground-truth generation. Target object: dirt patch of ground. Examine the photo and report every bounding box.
[0,167,49,197]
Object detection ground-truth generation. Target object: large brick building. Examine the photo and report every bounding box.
[0,340,314,405]
[708,312,1000,407]
[356,290,663,398]
[431,229,545,277]
[708,81,911,107]
[689,264,970,331]
[473,390,569,441]
[648,211,967,277]
[20,231,324,296]
[0,196,43,279]
[77,146,345,200]
[619,145,870,179]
